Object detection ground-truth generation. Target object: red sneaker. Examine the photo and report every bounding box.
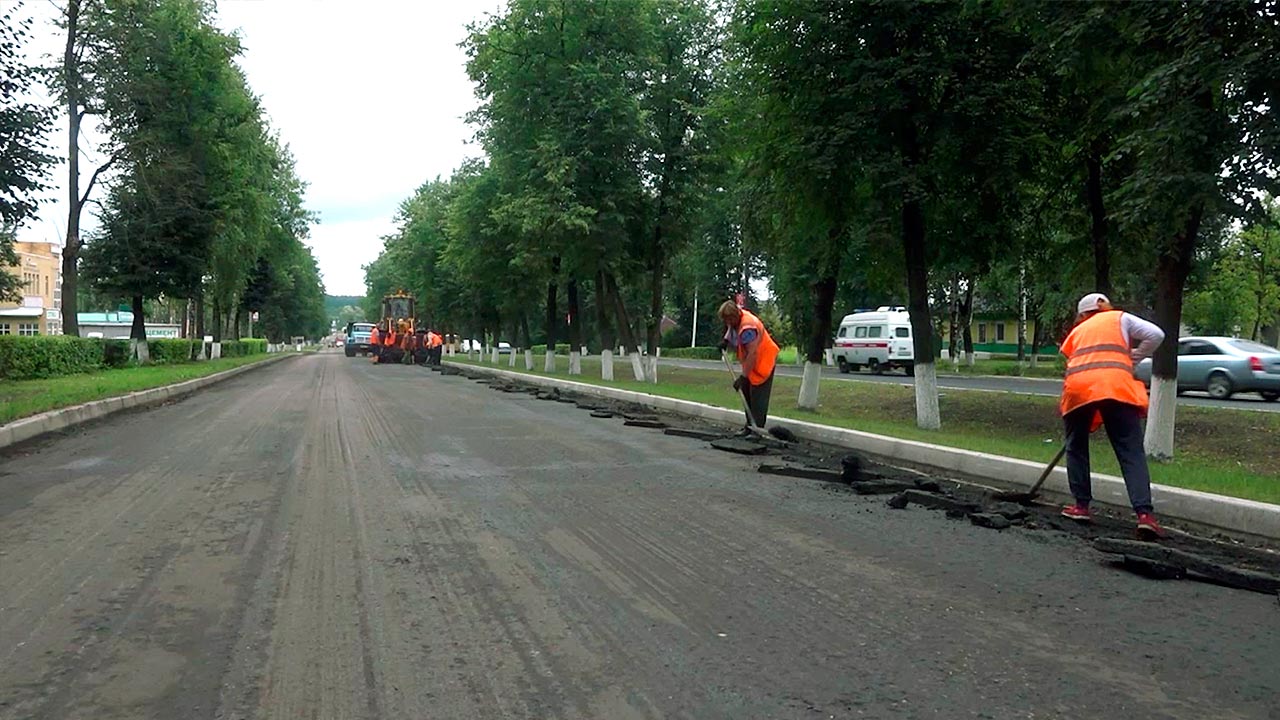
[1061,504,1092,522]
[1136,512,1167,539]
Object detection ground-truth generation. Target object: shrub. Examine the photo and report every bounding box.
[239,338,267,354]
[529,343,575,355]
[0,336,106,380]
[661,346,723,360]
[150,339,195,365]
[99,339,133,369]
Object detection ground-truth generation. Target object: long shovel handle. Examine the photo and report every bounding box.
[1027,445,1068,497]
[722,352,756,427]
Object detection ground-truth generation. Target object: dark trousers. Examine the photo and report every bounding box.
[741,369,775,428]
[1064,400,1154,513]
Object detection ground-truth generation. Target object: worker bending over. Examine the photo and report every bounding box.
[1059,292,1167,538]
[718,300,779,434]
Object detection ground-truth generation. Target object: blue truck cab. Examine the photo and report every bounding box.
[344,322,376,357]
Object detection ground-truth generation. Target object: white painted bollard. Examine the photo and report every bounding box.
[210,342,222,359]
[824,348,835,366]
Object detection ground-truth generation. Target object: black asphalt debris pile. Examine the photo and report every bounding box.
[446,363,1280,598]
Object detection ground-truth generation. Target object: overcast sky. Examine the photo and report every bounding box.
[12,0,504,295]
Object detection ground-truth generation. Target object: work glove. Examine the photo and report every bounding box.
[733,374,747,392]
[717,339,729,352]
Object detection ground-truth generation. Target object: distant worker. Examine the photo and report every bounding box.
[1059,292,1167,538]
[429,329,444,366]
[369,324,381,361]
[718,300,779,435]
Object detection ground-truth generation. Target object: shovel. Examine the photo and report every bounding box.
[721,352,759,430]
[992,444,1067,505]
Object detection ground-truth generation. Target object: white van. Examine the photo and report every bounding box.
[832,307,915,375]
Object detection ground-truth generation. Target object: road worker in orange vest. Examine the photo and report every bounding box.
[1059,292,1167,538]
[431,330,445,365]
[369,325,381,361]
[718,300,780,435]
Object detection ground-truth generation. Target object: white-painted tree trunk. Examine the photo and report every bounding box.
[824,349,834,367]
[130,339,150,364]
[629,351,645,381]
[645,356,658,384]
[544,350,556,373]
[1144,376,1177,460]
[601,349,614,381]
[509,348,517,367]
[524,349,534,370]
[1030,352,1039,368]
[913,361,942,430]
[580,345,587,357]
[964,351,975,367]
[798,360,822,410]
[210,342,222,360]
[198,342,208,361]
[569,350,582,375]
[491,346,499,364]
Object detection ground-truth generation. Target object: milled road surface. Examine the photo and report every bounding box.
[1,352,1277,719]
[659,357,1280,412]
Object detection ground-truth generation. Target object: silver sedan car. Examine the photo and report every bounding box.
[1134,336,1280,401]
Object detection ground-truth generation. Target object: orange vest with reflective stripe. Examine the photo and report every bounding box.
[735,309,780,386]
[429,332,442,348]
[370,327,380,345]
[1059,310,1147,419]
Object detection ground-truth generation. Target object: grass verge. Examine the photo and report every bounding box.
[454,354,1280,505]
[0,354,284,425]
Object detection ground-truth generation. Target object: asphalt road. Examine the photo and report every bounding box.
[660,358,1280,412]
[2,352,1277,719]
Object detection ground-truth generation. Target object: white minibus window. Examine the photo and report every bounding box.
[855,326,867,338]
[868,326,883,338]
[895,327,909,338]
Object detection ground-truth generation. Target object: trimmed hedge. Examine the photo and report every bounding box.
[529,343,575,355]
[0,336,107,380]
[0,335,268,381]
[661,346,723,360]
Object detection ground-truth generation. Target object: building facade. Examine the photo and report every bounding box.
[77,311,181,339]
[0,241,61,336]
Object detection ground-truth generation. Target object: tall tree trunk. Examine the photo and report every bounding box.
[567,277,582,375]
[960,279,975,367]
[1085,147,1113,297]
[1017,262,1027,363]
[596,269,616,381]
[605,271,645,381]
[234,305,243,341]
[1029,305,1044,368]
[903,196,940,430]
[545,256,560,372]
[947,274,960,364]
[798,274,838,410]
[61,0,82,337]
[211,298,223,343]
[130,294,150,364]
[1144,206,1203,461]
[520,314,534,370]
[645,242,664,383]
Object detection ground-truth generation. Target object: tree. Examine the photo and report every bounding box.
[0,0,55,301]
[1104,2,1280,459]
[79,0,305,353]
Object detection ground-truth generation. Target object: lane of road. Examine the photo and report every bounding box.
[1,353,1277,719]
[660,357,1280,412]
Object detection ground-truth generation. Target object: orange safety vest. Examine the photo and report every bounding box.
[735,309,780,386]
[1059,310,1148,425]
[429,332,443,348]
[370,327,380,345]
[385,331,398,347]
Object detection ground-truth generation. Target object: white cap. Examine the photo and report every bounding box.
[1077,292,1110,316]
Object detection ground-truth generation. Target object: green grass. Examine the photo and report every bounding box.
[455,355,1280,505]
[768,348,1063,378]
[0,354,283,425]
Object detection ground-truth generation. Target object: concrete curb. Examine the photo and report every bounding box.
[0,354,296,452]
[448,361,1280,541]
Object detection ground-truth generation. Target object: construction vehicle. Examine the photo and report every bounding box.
[373,291,416,363]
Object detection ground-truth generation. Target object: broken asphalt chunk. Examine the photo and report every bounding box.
[969,512,1013,530]
[757,464,845,484]
[710,438,769,455]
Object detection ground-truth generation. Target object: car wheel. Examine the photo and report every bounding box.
[868,358,881,375]
[1206,372,1234,400]
[1262,391,1279,403]
[838,358,850,374]
[904,363,915,377]
[344,348,354,357]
